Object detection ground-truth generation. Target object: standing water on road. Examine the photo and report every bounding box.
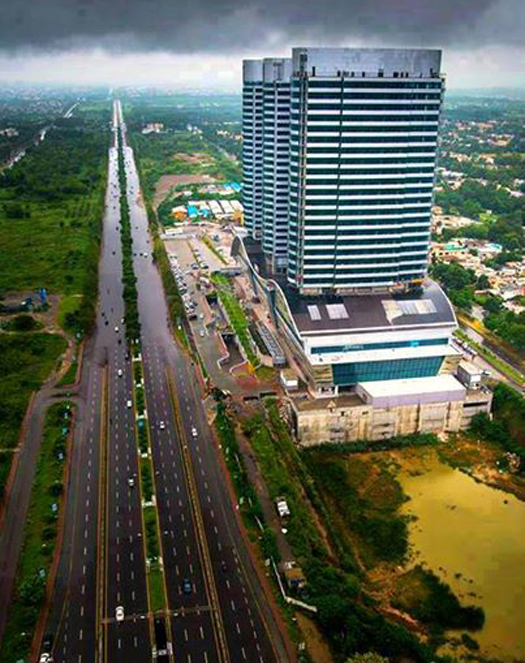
[399,458,525,661]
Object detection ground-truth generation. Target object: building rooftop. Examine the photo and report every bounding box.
[284,280,456,335]
[358,374,465,400]
[237,239,456,336]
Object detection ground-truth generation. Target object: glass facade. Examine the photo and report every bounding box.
[311,338,448,355]
[285,49,444,293]
[333,356,443,386]
[243,48,444,294]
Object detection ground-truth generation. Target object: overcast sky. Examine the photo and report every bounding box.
[0,0,523,89]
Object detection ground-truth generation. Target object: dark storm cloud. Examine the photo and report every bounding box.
[1,0,523,53]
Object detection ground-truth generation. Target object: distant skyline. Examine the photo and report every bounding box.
[0,0,523,89]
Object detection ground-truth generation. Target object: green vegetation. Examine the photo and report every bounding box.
[142,505,164,612]
[436,180,524,232]
[0,401,73,662]
[393,565,484,632]
[304,453,408,566]
[214,400,272,549]
[429,261,477,312]
[211,274,258,365]
[312,432,439,456]
[1,314,42,332]
[140,458,153,502]
[116,130,141,342]
[238,401,442,661]
[431,262,524,353]
[56,360,78,387]
[131,354,165,613]
[483,306,525,352]
[469,383,525,470]
[0,112,109,337]
[148,564,165,614]
[57,294,83,334]
[0,333,67,496]
[130,129,241,200]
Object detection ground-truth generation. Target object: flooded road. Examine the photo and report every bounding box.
[399,458,525,661]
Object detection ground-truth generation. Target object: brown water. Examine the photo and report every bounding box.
[399,458,525,661]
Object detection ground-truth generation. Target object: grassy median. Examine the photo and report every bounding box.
[131,355,166,614]
[0,401,73,662]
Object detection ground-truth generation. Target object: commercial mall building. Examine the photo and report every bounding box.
[237,47,492,445]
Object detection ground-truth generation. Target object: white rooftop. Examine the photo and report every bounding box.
[459,360,482,376]
[358,374,465,398]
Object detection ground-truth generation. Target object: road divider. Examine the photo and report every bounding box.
[131,353,168,618]
[116,128,141,343]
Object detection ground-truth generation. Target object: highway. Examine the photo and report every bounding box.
[45,103,151,663]
[41,100,289,662]
[119,100,286,662]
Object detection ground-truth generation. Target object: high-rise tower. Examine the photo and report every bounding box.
[242,47,444,296]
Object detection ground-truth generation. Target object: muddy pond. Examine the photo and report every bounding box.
[399,457,525,661]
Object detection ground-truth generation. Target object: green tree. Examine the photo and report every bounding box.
[346,654,389,663]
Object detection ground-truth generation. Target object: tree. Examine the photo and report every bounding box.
[346,654,389,663]
[477,274,490,290]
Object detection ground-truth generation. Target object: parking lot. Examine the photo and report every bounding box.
[163,225,242,392]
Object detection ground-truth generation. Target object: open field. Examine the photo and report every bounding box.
[0,118,108,298]
[0,333,67,495]
[153,173,216,209]
[130,129,241,207]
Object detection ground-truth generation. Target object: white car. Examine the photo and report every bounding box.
[126,399,133,408]
[114,326,119,333]
[115,606,125,622]
[159,421,166,430]
[117,369,123,377]
[39,655,52,663]
[191,426,197,437]
[128,477,135,487]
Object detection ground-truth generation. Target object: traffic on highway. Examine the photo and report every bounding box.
[38,100,287,662]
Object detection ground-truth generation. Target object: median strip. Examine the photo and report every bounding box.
[117,129,141,343]
[131,351,168,615]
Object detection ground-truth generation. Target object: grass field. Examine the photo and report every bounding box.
[0,333,67,496]
[0,194,101,295]
[303,451,408,567]
[0,401,73,662]
[0,110,109,349]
